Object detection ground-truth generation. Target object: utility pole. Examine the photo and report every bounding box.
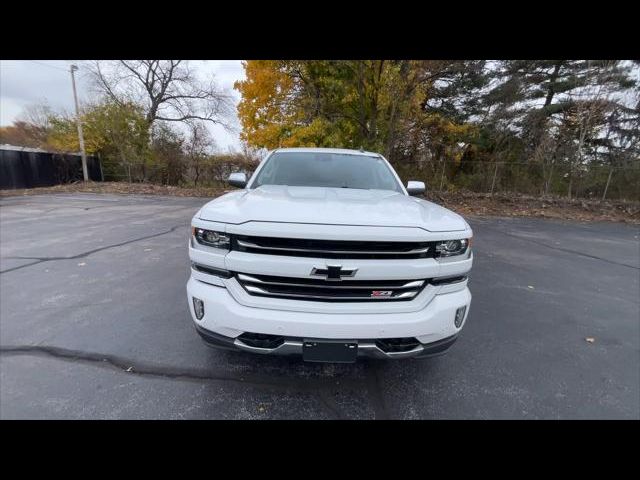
[70,64,88,181]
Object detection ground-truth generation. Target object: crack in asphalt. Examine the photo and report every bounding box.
[0,345,369,419]
[0,224,187,274]
[16,204,139,217]
[0,260,42,273]
[480,224,640,270]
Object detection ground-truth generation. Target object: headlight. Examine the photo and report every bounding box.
[435,238,471,257]
[192,227,230,250]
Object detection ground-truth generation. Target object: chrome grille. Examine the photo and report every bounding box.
[233,235,436,259]
[236,273,426,302]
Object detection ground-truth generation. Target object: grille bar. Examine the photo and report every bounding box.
[234,235,436,259]
[236,239,430,256]
[237,273,424,290]
[243,284,419,301]
[236,273,426,302]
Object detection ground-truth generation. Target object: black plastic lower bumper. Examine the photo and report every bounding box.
[194,324,458,360]
[413,334,459,358]
[194,324,238,351]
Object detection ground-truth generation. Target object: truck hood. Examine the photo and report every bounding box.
[198,185,467,232]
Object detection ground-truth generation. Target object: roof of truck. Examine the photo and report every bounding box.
[271,147,381,158]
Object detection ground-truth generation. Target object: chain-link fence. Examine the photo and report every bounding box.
[392,160,640,201]
[97,156,640,202]
[98,156,259,190]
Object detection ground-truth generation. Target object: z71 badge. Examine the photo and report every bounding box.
[371,290,393,297]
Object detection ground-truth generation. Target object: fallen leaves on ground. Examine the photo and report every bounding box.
[2,182,638,224]
[426,190,640,224]
[0,181,227,199]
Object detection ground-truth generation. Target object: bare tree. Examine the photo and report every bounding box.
[184,122,215,187]
[90,60,233,128]
[8,102,57,148]
[600,90,640,200]
[20,102,55,131]
[565,61,614,198]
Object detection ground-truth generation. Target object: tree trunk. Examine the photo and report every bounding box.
[602,166,613,201]
[544,162,554,196]
[384,61,410,158]
[367,60,384,146]
[544,62,563,107]
[570,116,588,199]
[141,159,147,183]
[119,149,131,183]
[490,162,499,195]
[356,62,368,143]
[97,153,104,182]
[544,142,561,196]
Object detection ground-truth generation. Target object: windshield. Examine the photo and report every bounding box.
[250,152,403,192]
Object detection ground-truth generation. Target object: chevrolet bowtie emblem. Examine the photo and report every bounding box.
[310,265,358,281]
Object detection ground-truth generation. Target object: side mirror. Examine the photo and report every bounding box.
[406,180,425,196]
[228,172,247,189]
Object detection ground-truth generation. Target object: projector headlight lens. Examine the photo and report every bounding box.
[192,227,230,250]
[436,238,470,257]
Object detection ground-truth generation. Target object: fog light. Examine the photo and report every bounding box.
[193,297,205,320]
[454,306,467,328]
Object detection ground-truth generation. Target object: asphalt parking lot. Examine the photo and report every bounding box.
[0,193,638,419]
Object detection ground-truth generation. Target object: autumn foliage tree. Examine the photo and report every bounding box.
[237,61,411,151]
[235,60,639,200]
[0,104,56,149]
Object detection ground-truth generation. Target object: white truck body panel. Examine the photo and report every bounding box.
[187,148,473,361]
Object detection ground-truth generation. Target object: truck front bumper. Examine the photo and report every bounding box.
[194,322,459,359]
[187,276,471,360]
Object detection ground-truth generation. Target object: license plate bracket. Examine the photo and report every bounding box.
[302,339,358,363]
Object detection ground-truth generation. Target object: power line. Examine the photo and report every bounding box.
[27,60,70,72]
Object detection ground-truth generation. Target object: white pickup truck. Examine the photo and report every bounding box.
[187,148,473,362]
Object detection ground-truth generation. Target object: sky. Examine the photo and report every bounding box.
[0,60,246,150]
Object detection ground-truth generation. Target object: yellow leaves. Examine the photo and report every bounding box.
[417,112,477,149]
[46,116,80,153]
[234,60,479,154]
[46,101,150,159]
[235,61,298,149]
[279,118,333,148]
